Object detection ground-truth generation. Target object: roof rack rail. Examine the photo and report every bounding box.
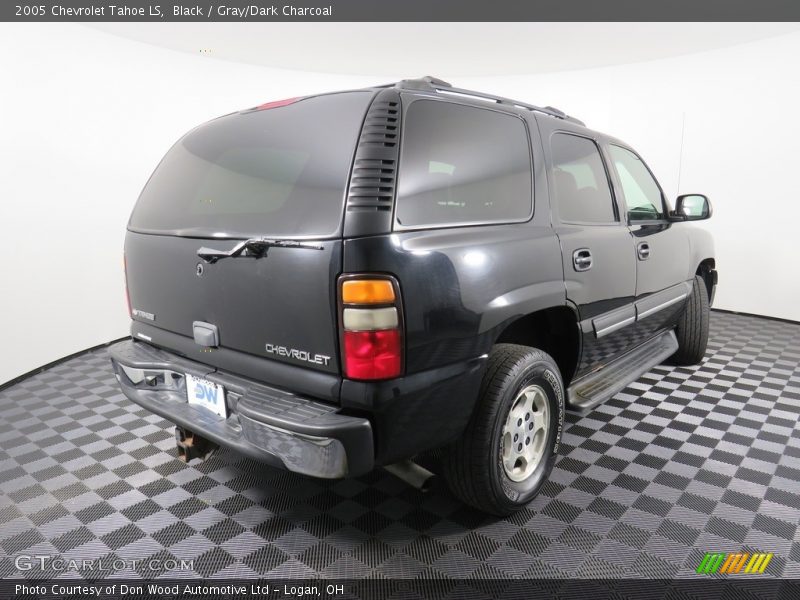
[396,75,453,90]
[394,76,585,126]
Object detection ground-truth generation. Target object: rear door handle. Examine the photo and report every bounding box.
[637,242,651,261]
[573,248,593,272]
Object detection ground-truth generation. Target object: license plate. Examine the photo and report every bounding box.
[186,374,227,419]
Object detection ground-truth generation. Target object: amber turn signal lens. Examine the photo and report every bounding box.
[341,279,395,304]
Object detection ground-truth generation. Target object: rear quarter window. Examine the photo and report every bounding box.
[395,100,532,228]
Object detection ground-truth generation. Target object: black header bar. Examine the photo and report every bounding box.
[4,0,800,22]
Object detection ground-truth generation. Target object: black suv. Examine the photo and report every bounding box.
[110,77,717,515]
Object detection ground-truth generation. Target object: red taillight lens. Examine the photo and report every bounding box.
[343,330,401,380]
[340,276,403,381]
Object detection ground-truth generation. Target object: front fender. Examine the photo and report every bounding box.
[686,224,716,278]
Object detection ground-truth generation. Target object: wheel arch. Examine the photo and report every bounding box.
[696,258,716,303]
[493,305,581,387]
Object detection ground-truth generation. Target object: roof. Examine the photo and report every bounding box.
[384,76,585,126]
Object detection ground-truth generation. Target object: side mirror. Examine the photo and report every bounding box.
[672,194,712,221]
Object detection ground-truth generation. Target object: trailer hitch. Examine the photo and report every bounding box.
[175,426,218,463]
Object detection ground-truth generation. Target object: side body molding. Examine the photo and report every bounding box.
[583,280,692,340]
[635,281,692,321]
[593,304,636,338]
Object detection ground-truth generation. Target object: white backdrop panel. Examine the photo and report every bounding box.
[1,24,798,384]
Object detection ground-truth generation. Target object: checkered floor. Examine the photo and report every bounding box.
[1,311,798,580]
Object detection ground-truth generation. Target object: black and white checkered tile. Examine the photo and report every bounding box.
[1,311,798,579]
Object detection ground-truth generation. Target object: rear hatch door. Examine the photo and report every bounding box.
[124,92,373,382]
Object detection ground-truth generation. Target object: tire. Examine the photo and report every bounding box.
[441,344,565,516]
[669,274,710,366]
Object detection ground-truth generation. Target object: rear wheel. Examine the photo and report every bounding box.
[441,344,565,515]
[669,274,709,366]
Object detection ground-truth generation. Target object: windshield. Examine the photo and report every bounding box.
[129,91,372,238]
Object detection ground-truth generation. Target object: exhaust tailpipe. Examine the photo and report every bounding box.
[384,460,436,492]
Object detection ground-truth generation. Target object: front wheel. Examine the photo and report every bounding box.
[441,344,565,515]
[669,274,710,366]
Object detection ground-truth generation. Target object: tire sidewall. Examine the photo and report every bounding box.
[490,357,564,508]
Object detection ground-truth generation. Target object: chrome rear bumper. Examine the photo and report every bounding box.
[108,339,374,478]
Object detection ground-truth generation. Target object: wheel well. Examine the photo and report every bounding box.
[494,306,580,386]
[696,258,716,301]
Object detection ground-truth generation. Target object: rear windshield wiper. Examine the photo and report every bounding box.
[197,238,324,264]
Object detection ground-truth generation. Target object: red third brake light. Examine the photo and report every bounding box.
[339,276,403,380]
[255,97,301,111]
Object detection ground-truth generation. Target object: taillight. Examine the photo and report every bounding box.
[339,276,403,380]
[123,254,132,318]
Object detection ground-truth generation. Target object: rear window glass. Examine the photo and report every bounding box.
[129,92,372,238]
[550,133,617,224]
[395,100,532,228]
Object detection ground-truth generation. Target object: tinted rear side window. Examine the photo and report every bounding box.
[129,92,372,238]
[550,133,617,224]
[395,100,532,228]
